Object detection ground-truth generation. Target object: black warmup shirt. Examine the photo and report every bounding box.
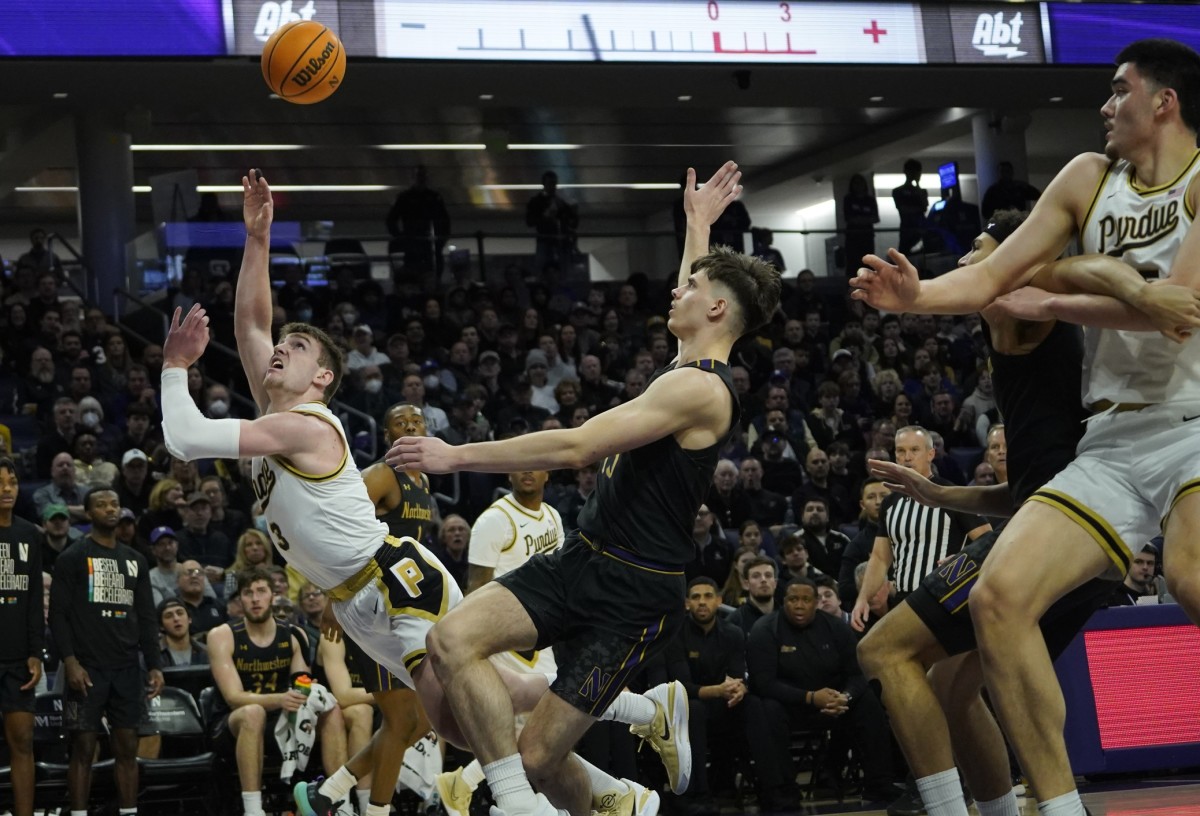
[0,517,44,663]
[214,618,296,715]
[49,538,159,670]
[984,320,1086,506]
[577,360,740,567]
[663,616,747,698]
[746,609,867,704]
[379,470,435,541]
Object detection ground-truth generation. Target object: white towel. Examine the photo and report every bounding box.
[274,680,337,781]
[397,730,442,799]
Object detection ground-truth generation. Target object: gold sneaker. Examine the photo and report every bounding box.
[593,779,660,816]
[436,768,474,816]
[629,681,691,794]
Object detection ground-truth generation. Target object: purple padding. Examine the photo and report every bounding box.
[1049,3,1200,65]
[0,0,224,56]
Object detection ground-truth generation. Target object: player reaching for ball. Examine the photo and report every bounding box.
[159,170,688,816]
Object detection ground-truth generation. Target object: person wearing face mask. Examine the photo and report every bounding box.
[204,383,236,420]
[344,365,397,454]
[346,325,389,372]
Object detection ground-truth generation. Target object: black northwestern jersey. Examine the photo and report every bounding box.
[0,517,44,663]
[984,320,1087,506]
[215,618,296,713]
[48,538,159,670]
[577,360,740,567]
[379,470,435,541]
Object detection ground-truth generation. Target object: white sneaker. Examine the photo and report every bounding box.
[592,779,660,816]
[629,681,691,794]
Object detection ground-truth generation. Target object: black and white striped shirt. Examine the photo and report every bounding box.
[879,479,988,594]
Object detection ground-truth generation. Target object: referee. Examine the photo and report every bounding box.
[851,426,990,631]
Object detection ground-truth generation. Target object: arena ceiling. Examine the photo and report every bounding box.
[0,57,1112,229]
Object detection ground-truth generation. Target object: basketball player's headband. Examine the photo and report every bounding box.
[983,219,1020,244]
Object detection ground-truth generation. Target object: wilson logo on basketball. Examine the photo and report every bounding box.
[291,40,337,87]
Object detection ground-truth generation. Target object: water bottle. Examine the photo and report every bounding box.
[288,673,312,726]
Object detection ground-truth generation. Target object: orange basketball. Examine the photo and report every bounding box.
[261,20,346,105]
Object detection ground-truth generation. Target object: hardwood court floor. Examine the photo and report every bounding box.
[741,777,1200,815]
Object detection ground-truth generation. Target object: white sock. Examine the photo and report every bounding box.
[915,768,968,816]
[241,791,264,816]
[356,788,372,814]
[320,766,359,803]
[461,759,486,791]
[483,754,537,814]
[119,809,138,816]
[72,811,89,816]
[574,755,630,798]
[366,804,391,816]
[599,690,657,726]
[1037,790,1085,816]
[978,788,1020,816]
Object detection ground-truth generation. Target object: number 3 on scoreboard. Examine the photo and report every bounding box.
[389,557,425,599]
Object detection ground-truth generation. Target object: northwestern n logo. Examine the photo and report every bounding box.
[577,666,611,703]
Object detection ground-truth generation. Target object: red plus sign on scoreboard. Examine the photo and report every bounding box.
[863,20,888,43]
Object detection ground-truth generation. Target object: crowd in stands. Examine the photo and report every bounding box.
[0,213,1026,815]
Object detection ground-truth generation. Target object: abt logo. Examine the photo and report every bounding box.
[255,1,318,42]
[972,11,1026,59]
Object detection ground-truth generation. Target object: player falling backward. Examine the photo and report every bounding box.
[159,170,684,816]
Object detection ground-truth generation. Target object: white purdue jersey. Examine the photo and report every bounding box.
[251,402,386,591]
[471,493,564,678]
[1080,152,1200,405]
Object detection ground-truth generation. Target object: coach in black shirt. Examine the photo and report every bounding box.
[748,577,899,805]
[50,487,162,816]
[664,577,795,812]
[0,457,44,816]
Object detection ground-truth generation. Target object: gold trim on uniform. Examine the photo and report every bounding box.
[273,409,349,482]
[1081,161,1116,235]
[499,511,519,554]
[1166,478,1200,529]
[1127,149,1200,196]
[1027,488,1131,572]
[325,560,382,603]
[404,649,427,674]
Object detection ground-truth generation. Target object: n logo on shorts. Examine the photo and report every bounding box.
[578,666,612,703]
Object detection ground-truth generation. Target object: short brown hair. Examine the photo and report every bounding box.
[691,246,782,335]
[743,556,777,581]
[237,566,273,596]
[279,322,345,402]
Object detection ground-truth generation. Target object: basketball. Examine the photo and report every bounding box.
[260,20,346,105]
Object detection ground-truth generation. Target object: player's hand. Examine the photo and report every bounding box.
[684,161,743,229]
[385,435,458,474]
[163,304,211,370]
[281,689,308,712]
[320,602,342,643]
[866,458,945,507]
[243,168,274,240]
[1133,280,1200,343]
[849,249,921,311]
[146,669,164,699]
[20,657,42,691]
[849,599,871,633]
[65,659,92,697]
[986,286,1057,323]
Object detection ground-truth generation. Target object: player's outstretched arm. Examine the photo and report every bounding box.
[678,161,743,287]
[235,169,277,412]
[386,366,728,474]
[867,458,1014,518]
[850,153,1103,315]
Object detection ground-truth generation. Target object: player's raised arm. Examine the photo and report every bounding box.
[850,153,1105,315]
[235,169,277,412]
[161,305,335,463]
[679,162,743,288]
